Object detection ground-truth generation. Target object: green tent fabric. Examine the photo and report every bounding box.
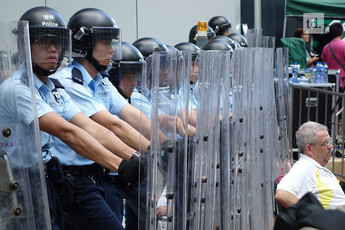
[280,37,307,69]
[286,0,345,17]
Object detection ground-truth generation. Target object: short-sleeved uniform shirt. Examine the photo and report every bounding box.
[33,74,80,163]
[51,60,127,166]
[277,154,345,209]
[131,88,153,119]
[0,72,39,167]
[53,59,127,117]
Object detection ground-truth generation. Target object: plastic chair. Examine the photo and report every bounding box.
[280,37,307,69]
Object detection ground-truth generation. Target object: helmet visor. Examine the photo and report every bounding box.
[119,61,146,96]
[92,27,122,62]
[30,27,71,67]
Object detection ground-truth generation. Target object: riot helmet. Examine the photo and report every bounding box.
[228,33,248,47]
[133,37,169,89]
[107,41,145,98]
[208,16,232,36]
[202,40,233,52]
[188,25,215,45]
[174,42,200,60]
[20,6,71,76]
[209,36,240,51]
[68,8,121,71]
[166,45,179,53]
[175,42,200,84]
[132,37,168,59]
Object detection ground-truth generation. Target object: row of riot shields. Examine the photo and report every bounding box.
[136,36,293,229]
[0,22,51,229]
[0,20,293,230]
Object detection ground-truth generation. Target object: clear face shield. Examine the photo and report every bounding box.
[191,54,201,84]
[92,27,122,66]
[119,61,145,97]
[30,27,71,70]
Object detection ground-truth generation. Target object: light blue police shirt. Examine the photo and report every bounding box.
[130,88,153,118]
[53,59,128,117]
[0,72,35,128]
[0,72,41,167]
[33,74,82,164]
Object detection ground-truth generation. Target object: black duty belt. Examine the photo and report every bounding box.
[62,164,110,177]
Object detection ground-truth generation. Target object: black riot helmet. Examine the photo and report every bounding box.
[132,37,168,59]
[209,36,241,51]
[20,6,71,76]
[188,24,215,45]
[208,16,232,36]
[202,40,233,52]
[166,45,179,52]
[67,8,121,71]
[107,41,145,99]
[174,42,200,60]
[228,33,248,47]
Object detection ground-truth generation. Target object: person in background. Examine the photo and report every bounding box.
[208,16,232,36]
[294,27,319,67]
[275,121,345,210]
[321,23,345,88]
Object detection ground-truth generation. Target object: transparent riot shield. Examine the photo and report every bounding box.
[138,50,192,230]
[231,47,279,230]
[0,21,50,229]
[218,51,231,230]
[246,28,263,48]
[274,48,293,175]
[190,50,227,230]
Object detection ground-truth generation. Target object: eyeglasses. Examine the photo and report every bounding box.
[310,139,333,146]
[33,37,62,49]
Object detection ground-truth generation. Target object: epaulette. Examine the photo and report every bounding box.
[100,71,110,78]
[71,67,83,85]
[50,78,65,89]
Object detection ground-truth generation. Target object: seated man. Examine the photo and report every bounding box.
[275,121,345,210]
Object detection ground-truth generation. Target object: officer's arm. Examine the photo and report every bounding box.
[89,110,150,153]
[70,112,137,160]
[158,114,185,136]
[38,111,122,172]
[275,189,299,209]
[119,103,168,144]
[177,109,196,128]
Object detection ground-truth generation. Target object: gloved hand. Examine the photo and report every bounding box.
[117,153,146,191]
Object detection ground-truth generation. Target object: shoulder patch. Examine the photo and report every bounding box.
[72,67,84,85]
[50,78,65,89]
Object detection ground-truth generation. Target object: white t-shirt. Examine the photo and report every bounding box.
[277,154,345,209]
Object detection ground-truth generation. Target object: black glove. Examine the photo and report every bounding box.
[117,153,146,191]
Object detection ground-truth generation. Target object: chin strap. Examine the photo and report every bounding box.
[33,63,60,77]
[85,52,108,72]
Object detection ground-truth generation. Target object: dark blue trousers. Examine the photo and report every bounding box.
[64,173,124,230]
[46,178,64,230]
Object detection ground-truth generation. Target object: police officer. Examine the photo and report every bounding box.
[130,37,169,118]
[18,6,143,230]
[174,42,200,125]
[131,37,196,134]
[107,41,145,104]
[209,35,241,51]
[53,8,161,153]
[208,16,232,36]
[188,24,215,45]
[203,39,233,51]
[228,33,248,47]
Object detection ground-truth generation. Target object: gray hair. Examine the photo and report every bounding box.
[296,121,328,153]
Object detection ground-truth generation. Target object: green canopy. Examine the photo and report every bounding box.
[286,0,345,17]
